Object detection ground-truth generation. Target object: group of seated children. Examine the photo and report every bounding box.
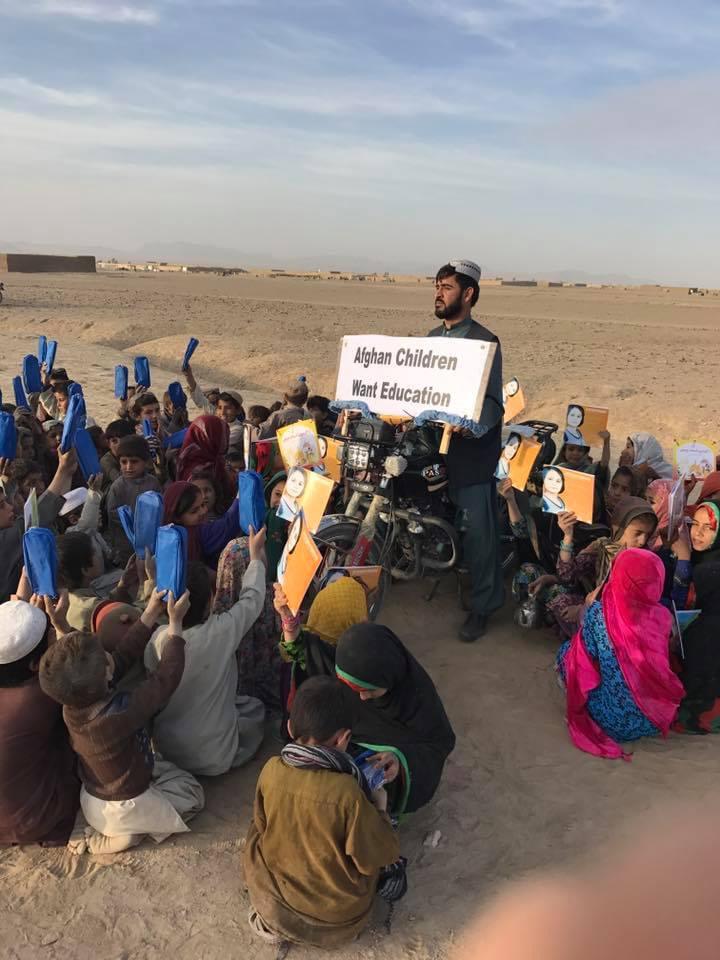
[503,427,720,756]
[0,353,455,948]
[6,347,720,940]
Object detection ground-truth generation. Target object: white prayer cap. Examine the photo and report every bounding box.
[60,488,88,517]
[449,259,481,284]
[0,600,47,664]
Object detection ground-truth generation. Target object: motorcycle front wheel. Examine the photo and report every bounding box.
[313,521,389,621]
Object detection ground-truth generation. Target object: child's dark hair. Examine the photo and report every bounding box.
[39,631,108,708]
[52,382,70,397]
[137,392,159,409]
[613,465,640,496]
[307,395,331,414]
[105,419,134,441]
[14,460,44,491]
[49,368,69,382]
[191,469,220,501]
[57,531,95,590]
[247,404,270,424]
[171,482,201,520]
[290,676,352,743]
[556,441,590,463]
[185,561,214,629]
[87,425,105,453]
[116,435,151,462]
[268,401,283,413]
[0,618,50,688]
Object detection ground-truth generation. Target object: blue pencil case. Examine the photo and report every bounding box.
[168,381,187,409]
[163,427,188,450]
[142,419,154,439]
[134,491,163,559]
[117,505,135,550]
[182,337,199,371]
[115,365,129,400]
[134,356,151,387]
[38,335,48,364]
[74,427,101,481]
[238,471,265,534]
[0,412,17,460]
[354,750,386,791]
[45,340,58,373]
[59,393,86,453]
[155,525,188,599]
[13,376,28,410]
[23,527,58,598]
[68,382,84,400]
[23,355,43,394]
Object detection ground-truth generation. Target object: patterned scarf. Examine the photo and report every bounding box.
[280,743,371,800]
[213,537,281,709]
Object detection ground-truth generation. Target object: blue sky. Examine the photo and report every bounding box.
[1,0,720,281]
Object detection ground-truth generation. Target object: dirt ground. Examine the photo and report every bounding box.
[1,273,719,960]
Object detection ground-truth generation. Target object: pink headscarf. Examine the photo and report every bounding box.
[564,548,683,760]
[647,478,673,549]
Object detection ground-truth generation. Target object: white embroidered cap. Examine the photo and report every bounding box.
[449,259,481,284]
[0,600,47,664]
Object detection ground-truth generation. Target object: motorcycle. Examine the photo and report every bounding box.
[313,416,561,617]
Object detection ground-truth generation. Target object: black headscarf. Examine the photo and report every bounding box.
[335,624,456,814]
[680,502,720,725]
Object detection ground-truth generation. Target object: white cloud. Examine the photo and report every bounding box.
[180,78,465,118]
[0,75,101,106]
[0,0,159,24]
[401,0,621,39]
[0,98,712,206]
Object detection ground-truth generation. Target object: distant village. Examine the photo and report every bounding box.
[95,259,606,289]
[0,253,716,294]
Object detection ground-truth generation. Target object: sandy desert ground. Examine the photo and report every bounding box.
[1,272,719,960]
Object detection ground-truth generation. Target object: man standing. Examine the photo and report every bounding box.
[428,260,504,642]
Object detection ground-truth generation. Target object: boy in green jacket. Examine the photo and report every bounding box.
[244,676,401,948]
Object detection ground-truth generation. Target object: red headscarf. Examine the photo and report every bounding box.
[647,478,673,549]
[177,415,234,505]
[685,472,720,519]
[564,548,684,760]
[163,481,202,560]
[700,471,720,502]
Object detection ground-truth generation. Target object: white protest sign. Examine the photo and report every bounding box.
[334,335,495,422]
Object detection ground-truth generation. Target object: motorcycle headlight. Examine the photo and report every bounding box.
[346,443,370,470]
[384,455,407,478]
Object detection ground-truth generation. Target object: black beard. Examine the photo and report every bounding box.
[434,295,464,321]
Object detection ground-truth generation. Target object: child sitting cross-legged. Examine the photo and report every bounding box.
[244,675,402,949]
[144,527,268,777]
[38,588,204,855]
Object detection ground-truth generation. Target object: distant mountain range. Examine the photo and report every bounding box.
[0,239,682,286]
